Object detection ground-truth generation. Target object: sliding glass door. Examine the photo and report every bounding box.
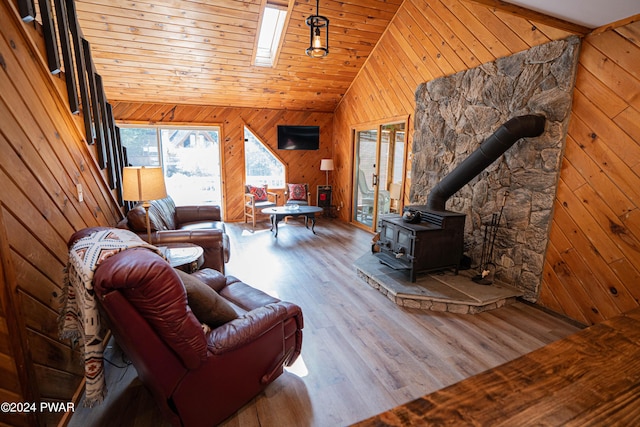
[353,129,378,228]
[384,123,407,214]
[353,120,407,231]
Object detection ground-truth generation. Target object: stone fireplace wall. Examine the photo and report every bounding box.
[410,36,580,300]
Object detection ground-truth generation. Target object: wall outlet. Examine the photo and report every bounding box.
[76,183,83,203]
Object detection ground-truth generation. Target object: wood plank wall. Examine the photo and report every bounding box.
[111,103,333,222]
[0,1,122,425]
[538,21,640,325]
[332,0,574,224]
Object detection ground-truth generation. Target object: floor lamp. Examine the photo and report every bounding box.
[123,166,167,243]
[320,159,334,186]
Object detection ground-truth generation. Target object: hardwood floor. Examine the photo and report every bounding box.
[355,307,640,426]
[67,218,582,427]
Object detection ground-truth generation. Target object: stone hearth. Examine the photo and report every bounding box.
[354,254,522,314]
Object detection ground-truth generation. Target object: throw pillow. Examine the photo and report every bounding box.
[126,202,167,232]
[126,205,148,232]
[249,185,268,201]
[175,269,238,328]
[288,184,307,201]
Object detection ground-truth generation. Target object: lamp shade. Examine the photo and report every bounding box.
[320,159,334,171]
[122,166,167,202]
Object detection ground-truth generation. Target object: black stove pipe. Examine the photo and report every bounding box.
[426,114,546,211]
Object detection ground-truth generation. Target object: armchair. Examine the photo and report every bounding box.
[68,227,303,427]
[284,183,312,206]
[356,170,390,221]
[244,184,278,228]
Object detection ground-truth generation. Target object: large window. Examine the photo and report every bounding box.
[118,127,160,167]
[119,126,222,206]
[244,127,285,188]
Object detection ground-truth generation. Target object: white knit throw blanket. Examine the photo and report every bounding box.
[59,228,163,406]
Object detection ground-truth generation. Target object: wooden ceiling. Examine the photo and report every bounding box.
[72,0,627,113]
[73,0,404,112]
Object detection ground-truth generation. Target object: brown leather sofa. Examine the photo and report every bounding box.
[68,227,303,427]
[118,196,230,273]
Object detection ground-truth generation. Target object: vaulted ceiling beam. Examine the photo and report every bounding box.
[465,0,592,35]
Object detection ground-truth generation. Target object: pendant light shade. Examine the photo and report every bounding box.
[306,0,329,57]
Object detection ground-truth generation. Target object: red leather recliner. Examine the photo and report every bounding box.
[68,228,303,427]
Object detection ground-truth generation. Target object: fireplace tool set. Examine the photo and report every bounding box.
[473,192,508,285]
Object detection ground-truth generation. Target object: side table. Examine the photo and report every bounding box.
[160,243,204,273]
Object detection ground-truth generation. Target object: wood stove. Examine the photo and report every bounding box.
[375,208,465,282]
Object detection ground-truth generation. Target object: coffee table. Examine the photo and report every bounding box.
[262,206,323,237]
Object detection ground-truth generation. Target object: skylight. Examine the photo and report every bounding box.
[255,5,287,67]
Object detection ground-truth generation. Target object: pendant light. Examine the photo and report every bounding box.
[306,0,329,57]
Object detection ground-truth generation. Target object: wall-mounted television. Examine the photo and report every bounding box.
[277,125,320,150]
